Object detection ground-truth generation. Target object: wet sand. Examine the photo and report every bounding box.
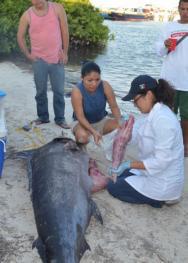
[0,61,188,263]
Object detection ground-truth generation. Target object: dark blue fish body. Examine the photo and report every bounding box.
[30,138,102,263]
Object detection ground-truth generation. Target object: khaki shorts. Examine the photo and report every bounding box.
[70,117,110,134]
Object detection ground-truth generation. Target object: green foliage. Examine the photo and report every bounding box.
[65,1,109,47]
[0,0,109,55]
[0,0,30,53]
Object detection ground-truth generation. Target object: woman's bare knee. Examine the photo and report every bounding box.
[103,119,119,134]
[76,135,89,144]
[74,130,90,144]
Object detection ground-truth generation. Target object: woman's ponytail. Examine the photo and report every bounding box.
[154,79,175,110]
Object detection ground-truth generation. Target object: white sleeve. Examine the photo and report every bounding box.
[143,116,177,174]
[155,25,168,57]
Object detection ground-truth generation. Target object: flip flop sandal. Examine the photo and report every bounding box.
[34,119,50,125]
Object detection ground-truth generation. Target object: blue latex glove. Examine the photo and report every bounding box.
[119,113,129,125]
[109,160,131,177]
[121,113,129,121]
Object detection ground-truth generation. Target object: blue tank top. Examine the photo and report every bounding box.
[73,81,108,123]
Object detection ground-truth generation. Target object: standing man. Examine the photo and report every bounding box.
[17,0,70,129]
[156,0,188,157]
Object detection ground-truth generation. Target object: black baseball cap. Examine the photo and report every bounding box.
[122,75,158,101]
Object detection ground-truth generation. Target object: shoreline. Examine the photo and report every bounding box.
[0,61,188,263]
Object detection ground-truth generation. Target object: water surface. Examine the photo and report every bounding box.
[68,20,164,113]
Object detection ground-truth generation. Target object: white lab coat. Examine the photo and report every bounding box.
[126,103,184,201]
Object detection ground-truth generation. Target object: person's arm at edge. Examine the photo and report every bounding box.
[71,87,100,136]
[103,81,121,123]
[17,12,35,61]
[55,2,69,64]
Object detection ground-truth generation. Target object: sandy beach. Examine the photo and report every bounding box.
[0,61,188,263]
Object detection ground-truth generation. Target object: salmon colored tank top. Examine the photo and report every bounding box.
[28,2,62,63]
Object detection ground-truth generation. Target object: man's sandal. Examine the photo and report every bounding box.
[34,119,50,125]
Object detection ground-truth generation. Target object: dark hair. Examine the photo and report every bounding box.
[137,79,175,109]
[81,61,101,77]
[179,0,188,6]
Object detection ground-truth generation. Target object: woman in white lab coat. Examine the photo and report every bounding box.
[108,75,184,208]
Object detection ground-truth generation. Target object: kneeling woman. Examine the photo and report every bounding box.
[108,75,184,208]
[71,61,121,145]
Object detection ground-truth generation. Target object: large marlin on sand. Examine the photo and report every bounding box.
[25,137,102,263]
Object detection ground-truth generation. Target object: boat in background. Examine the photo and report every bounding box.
[102,6,154,22]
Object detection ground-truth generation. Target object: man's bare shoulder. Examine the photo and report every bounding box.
[19,9,30,24]
[53,2,64,7]
[53,2,65,13]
